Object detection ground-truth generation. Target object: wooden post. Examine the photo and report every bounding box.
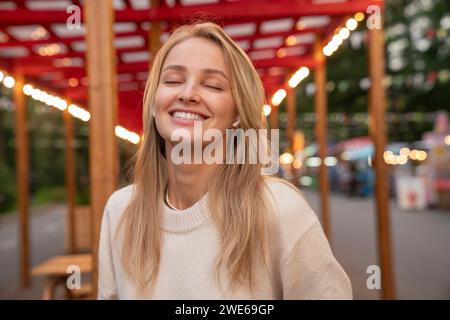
[148,0,162,75]
[149,0,162,60]
[63,108,77,254]
[13,69,30,287]
[368,17,395,300]
[84,0,119,297]
[286,86,297,151]
[269,106,279,130]
[313,36,331,240]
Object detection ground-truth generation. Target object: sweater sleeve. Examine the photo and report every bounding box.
[97,200,119,300]
[280,221,353,300]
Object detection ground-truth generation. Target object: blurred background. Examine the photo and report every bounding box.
[0,0,449,300]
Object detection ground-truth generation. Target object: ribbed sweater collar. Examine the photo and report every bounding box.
[161,193,210,232]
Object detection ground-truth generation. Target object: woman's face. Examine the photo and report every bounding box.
[154,37,237,144]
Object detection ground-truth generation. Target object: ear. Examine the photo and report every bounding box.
[232,116,240,128]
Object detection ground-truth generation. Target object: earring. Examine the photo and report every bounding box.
[232,118,240,128]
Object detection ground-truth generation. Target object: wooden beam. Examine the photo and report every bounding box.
[84,0,119,297]
[253,56,317,69]
[64,108,77,254]
[0,26,321,50]
[18,56,317,81]
[149,0,162,67]
[286,85,296,151]
[368,17,395,300]
[269,107,279,130]
[13,69,30,287]
[313,36,330,240]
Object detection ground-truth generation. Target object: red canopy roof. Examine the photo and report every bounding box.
[0,0,383,133]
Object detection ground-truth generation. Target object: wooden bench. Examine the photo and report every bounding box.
[31,254,93,300]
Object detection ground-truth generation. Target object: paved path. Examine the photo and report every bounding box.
[301,189,450,299]
[0,204,67,299]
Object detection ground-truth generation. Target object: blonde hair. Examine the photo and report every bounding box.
[118,21,275,296]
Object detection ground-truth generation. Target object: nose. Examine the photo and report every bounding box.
[177,82,200,104]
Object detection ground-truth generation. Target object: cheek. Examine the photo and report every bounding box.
[210,95,236,123]
[153,88,173,138]
[153,89,163,113]
[154,87,174,112]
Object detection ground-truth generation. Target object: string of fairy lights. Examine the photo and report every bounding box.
[2,8,446,174]
[3,11,435,152]
[268,12,442,170]
[0,69,141,145]
[269,13,365,111]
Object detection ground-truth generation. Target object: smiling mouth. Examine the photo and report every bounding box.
[171,111,208,121]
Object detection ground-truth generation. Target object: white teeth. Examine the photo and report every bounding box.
[172,111,205,121]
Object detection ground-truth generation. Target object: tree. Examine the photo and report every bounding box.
[280,0,450,144]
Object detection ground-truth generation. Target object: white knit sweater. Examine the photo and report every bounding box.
[98,178,353,299]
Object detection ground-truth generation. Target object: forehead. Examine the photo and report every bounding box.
[162,37,228,74]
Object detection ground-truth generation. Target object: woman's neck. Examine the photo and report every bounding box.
[165,144,218,210]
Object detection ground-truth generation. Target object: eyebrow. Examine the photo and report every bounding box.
[162,64,229,81]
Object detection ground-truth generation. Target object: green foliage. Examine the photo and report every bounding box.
[0,91,136,212]
[31,185,66,206]
[280,0,450,144]
[0,157,16,213]
[0,95,93,213]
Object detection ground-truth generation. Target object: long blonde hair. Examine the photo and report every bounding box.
[118,21,275,296]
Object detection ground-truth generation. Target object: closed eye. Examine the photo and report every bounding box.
[164,81,182,84]
[205,85,223,91]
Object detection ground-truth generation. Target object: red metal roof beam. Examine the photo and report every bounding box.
[0,0,384,26]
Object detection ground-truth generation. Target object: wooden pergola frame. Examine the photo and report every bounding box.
[2,0,394,299]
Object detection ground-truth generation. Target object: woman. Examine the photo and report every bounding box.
[98,22,352,299]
